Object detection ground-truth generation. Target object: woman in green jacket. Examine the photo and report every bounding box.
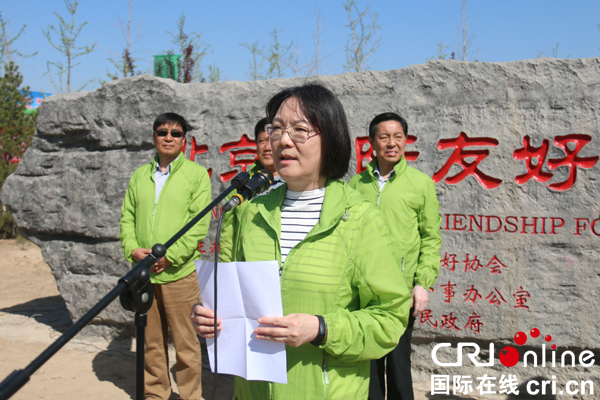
[191,84,411,399]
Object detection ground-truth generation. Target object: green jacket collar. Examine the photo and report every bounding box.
[255,179,360,237]
[249,161,264,175]
[151,153,185,179]
[366,156,407,182]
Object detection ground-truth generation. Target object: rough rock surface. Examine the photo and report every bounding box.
[3,58,599,397]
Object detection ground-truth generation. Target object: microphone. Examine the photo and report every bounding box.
[222,169,274,212]
[229,171,251,191]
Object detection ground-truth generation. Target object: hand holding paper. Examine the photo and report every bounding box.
[255,313,321,347]
[194,260,287,384]
[190,304,221,338]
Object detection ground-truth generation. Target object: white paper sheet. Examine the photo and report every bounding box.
[195,259,287,384]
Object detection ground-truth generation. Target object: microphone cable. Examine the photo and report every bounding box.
[209,169,273,400]
[211,211,225,400]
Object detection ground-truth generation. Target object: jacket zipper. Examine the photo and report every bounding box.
[152,161,174,244]
[256,204,283,277]
[322,359,329,385]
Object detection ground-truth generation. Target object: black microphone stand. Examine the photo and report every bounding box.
[0,172,250,400]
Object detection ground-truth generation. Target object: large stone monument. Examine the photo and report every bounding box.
[3,58,599,398]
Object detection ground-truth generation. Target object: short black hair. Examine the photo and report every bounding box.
[254,117,269,141]
[266,84,351,180]
[153,112,190,134]
[369,112,408,139]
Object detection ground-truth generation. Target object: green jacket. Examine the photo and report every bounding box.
[119,154,211,284]
[349,157,441,290]
[219,161,263,263]
[232,179,411,400]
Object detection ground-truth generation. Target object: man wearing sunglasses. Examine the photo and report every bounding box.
[120,112,210,400]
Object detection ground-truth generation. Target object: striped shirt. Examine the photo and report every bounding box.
[280,188,325,264]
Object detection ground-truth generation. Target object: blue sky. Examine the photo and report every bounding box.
[2,0,600,93]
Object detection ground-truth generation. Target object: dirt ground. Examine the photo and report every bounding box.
[0,239,490,400]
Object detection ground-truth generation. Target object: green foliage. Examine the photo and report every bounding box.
[166,13,212,83]
[241,29,293,81]
[208,64,221,83]
[0,12,37,69]
[43,0,96,92]
[427,41,450,61]
[342,0,381,73]
[240,41,267,81]
[0,62,36,238]
[266,28,292,79]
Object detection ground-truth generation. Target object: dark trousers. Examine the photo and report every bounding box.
[368,314,416,400]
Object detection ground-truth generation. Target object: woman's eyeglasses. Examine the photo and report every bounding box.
[265,124,319,144]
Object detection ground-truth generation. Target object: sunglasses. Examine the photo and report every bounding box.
[155,129,185,138]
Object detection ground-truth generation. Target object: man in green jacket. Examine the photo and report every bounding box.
[220,117,284,262]
[349,112,442,400]
[119,113,211,400]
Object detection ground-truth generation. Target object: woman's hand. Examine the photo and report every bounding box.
[190,303,222,338]
[255,313,321,347]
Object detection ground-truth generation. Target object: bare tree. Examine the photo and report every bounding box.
[286,41,304,77]
[240,41,266,81]
[342,0,381,73]
[166,13,211,83]
[0,12,37,68]
[43,0,96,92]
[455,0,479,61]
[266,28,293,79]
[308,8,334,76]
[536,43,570,59]
[104,0,143,80]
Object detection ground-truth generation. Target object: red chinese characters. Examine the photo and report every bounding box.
[463,285,482,304]
[219,134,258,182]
[440,253,458,272]
[433,132,502,189]
[513,136,552,185]
[418,283,531,334]
[484,255,508,274]
[442,253,509,276]
[547,134,599,191]
[420,310,438,328]
[440,313,461,330]
[463,312,483,334]
[512,286,531,309]
[514,134,598,191]
[440,281,457,303]
[354,137,373,174]
[184,137,212,177]
[198,240,220,255]
[485,288,507,306]
[463,253,484,273]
